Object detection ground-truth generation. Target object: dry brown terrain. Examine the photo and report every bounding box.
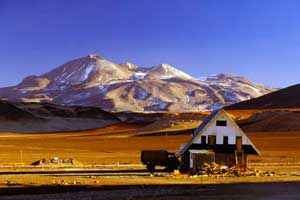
[0,124,299,170]
[0,131,189,166]
[0,123,300,198]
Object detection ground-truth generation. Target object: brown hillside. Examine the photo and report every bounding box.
[237,110,300,132]
[0,100,36,120]
[227,84,300,110]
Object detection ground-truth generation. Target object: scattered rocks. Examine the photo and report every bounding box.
[188,162,278,178]
[5,180,19,186]
[31,157,82,167]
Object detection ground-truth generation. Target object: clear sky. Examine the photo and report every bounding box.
[0,0,300,88]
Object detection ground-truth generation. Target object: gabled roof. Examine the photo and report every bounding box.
[193,109,219,136]
[177,109,261,156]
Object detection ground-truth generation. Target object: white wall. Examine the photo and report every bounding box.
[193,113,251,145]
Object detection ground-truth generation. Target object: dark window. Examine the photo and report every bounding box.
[223,136,228,145]
[208,135,216,145]
[201,136,206,144]
[216,120,227,127]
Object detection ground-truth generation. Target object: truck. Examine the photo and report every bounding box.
[141,150,179,173]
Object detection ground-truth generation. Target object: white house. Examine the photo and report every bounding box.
[178,109,260,171]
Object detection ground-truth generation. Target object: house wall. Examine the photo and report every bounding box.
[193,113,252,145]
[188,151,248,170]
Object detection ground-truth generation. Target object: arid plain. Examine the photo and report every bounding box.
[0,110,300,199]
[0,120,299,172]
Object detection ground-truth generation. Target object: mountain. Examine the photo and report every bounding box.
[224,84,300,132]
[145,64,196,80]
[0,100,36,120]
[0,100,120,133]
[227,84,300,110]
[0,54,273,112]
[236,110,300,132]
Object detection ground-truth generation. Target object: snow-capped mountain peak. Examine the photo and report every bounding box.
[145,63,196,80]
[119,62,139,71]
[87,53,103,60]
[0,55,274,112]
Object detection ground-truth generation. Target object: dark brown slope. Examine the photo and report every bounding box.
[0,100,36,120]
[225,84,300,132]
[0,101,120,133]
[227,84,300,110]
[237,110,300,132]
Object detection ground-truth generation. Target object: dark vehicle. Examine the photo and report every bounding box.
[141,150,179,173]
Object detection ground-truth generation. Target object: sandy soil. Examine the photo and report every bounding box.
[0,130,299,168]
[0,130,190,165]
[0,129,299,198]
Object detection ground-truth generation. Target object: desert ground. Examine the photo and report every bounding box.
[0,124,299,167]
[0,123,299,171]
[0,121,300,199]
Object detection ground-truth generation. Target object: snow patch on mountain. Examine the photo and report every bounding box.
[148,97,169,110]
[145,64,196,80]
[121,62,138,70]
[83,64,95,81]
[132,72,147,80]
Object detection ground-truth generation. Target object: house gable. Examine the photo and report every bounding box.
[192,110,252,145]
[178,109,260,156]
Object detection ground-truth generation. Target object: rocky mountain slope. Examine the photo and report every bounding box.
[0,100,35,121]
[0,100,120,133]
[236,110,300,132]
[0,54,273,112]
[225,84,300,132]
[227,84,300,110]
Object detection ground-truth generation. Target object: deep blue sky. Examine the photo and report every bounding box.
[0,0,300,88]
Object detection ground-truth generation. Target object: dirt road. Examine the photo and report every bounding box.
[0,182,299,200]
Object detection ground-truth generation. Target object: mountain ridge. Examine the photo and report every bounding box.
[0,54,274,112]
[0,99,120,133]
[227,84,300,110]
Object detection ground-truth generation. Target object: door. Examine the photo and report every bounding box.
[191,151,215,171]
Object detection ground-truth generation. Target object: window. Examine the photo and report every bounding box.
[201,136,206,144]
[208,135,216,145]
[223,136,228,145]
[216,120,227,127]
